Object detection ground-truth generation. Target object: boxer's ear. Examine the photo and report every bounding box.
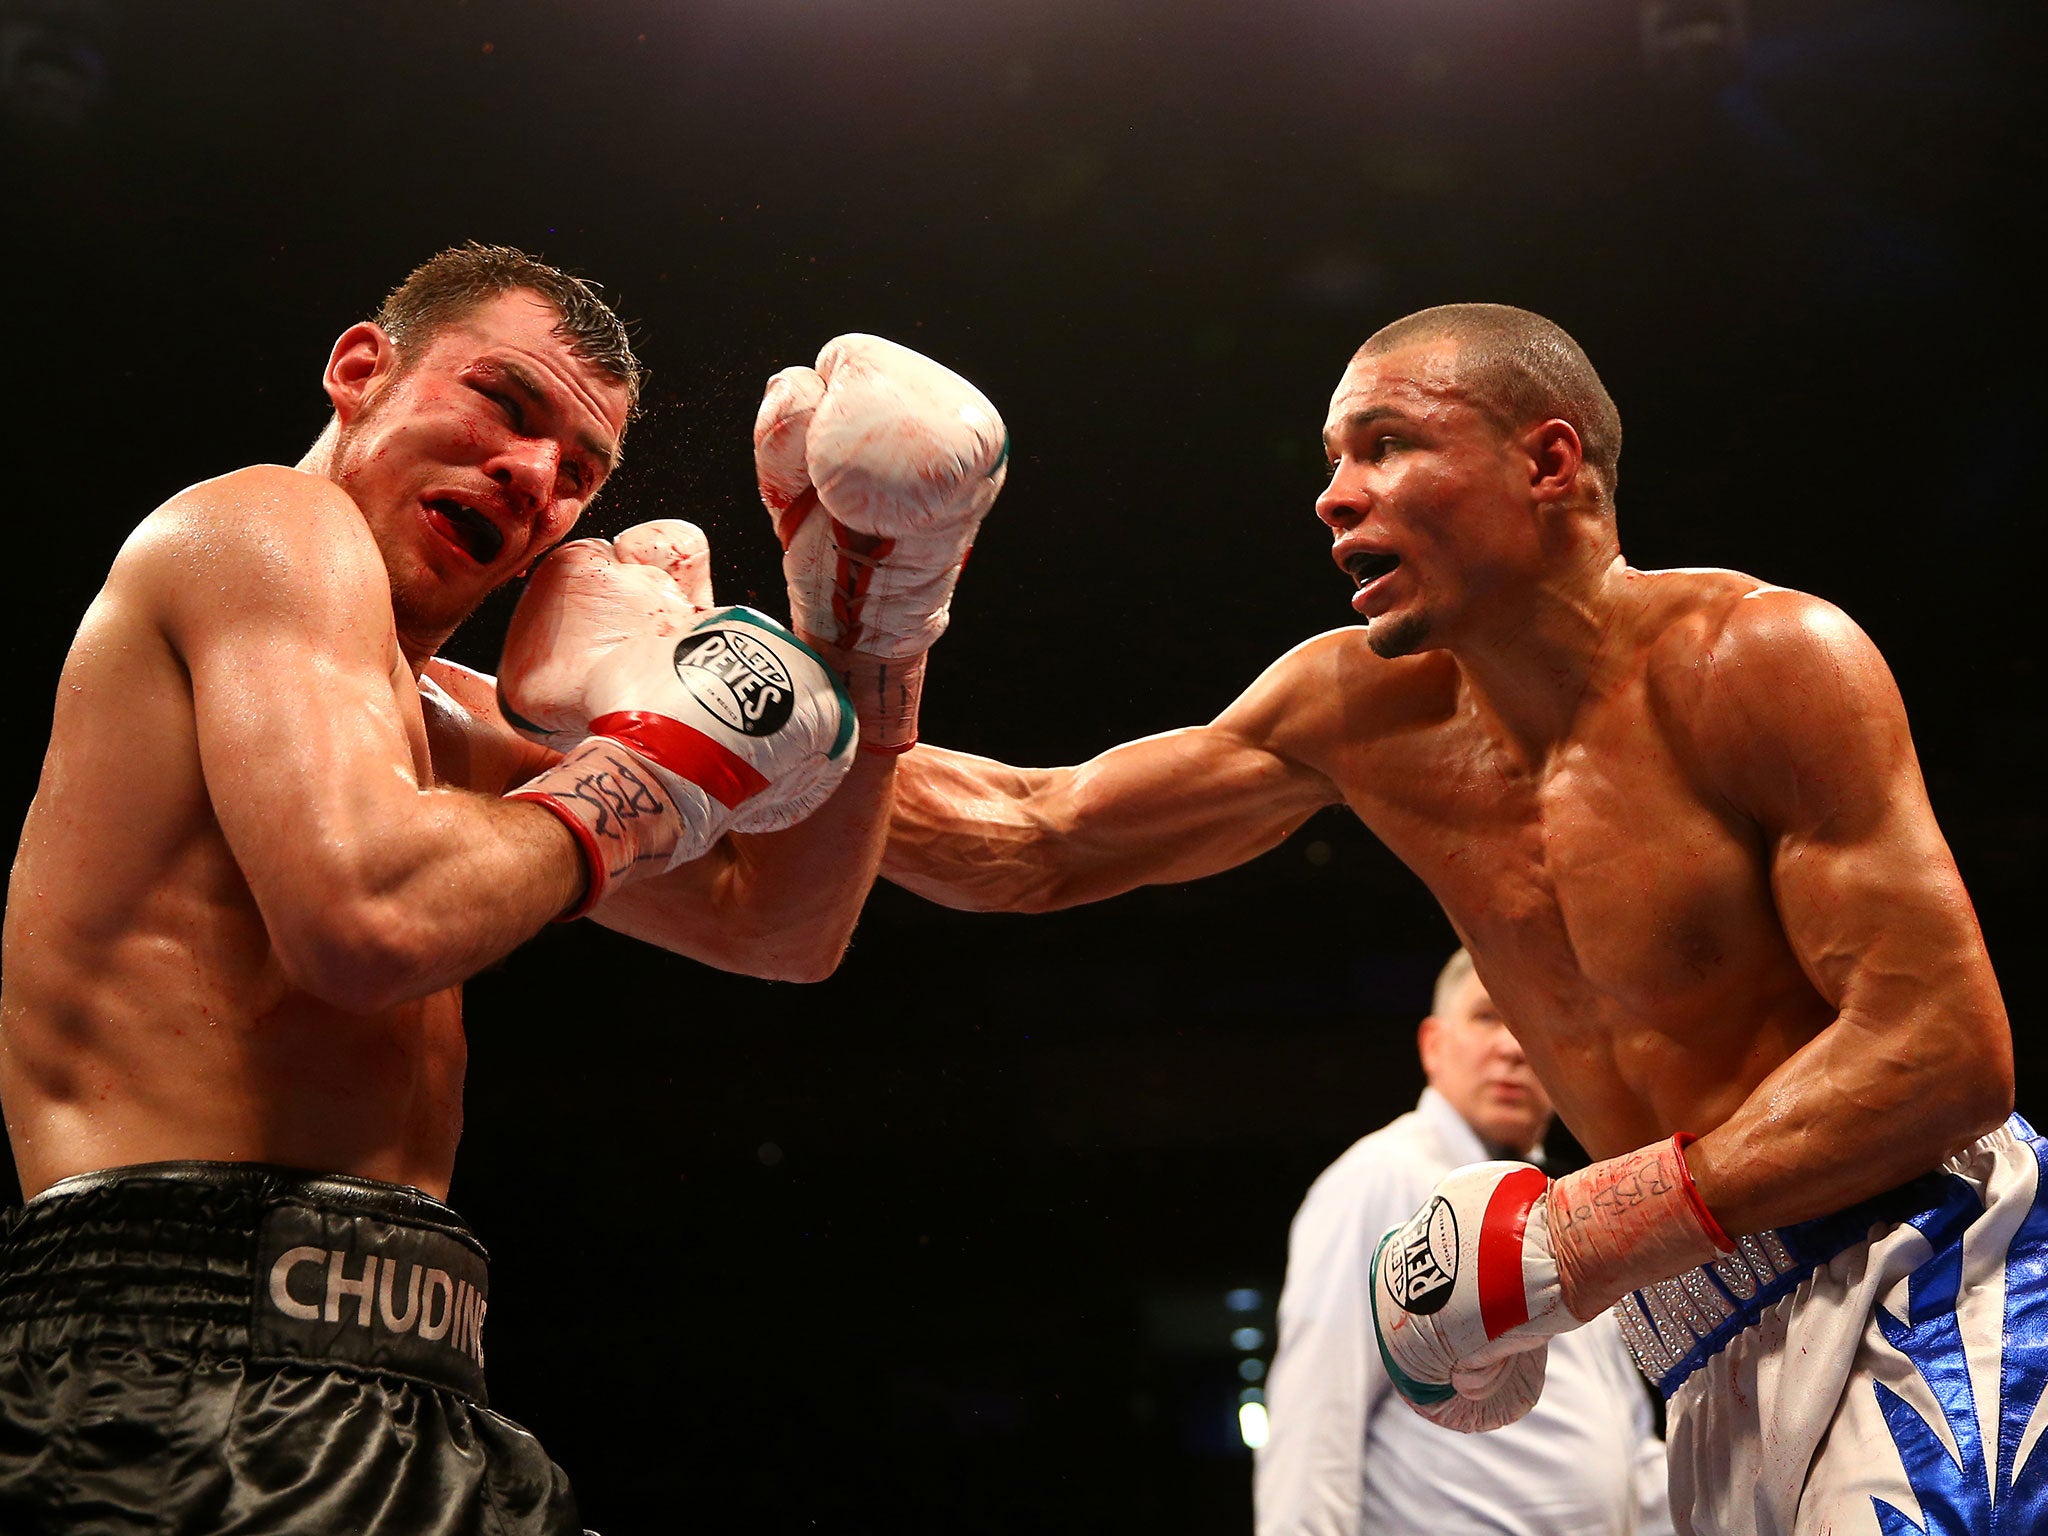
[1521,418,1585,505]
[323,323,399,424]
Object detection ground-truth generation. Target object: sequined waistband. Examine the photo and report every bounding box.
[1614,1170,1959,1398]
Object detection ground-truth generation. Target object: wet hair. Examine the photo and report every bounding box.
[1357,303,1621,501]
[372,242,644,415]
[1431,947,1478,1018]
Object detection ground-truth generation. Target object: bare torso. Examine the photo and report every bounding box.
[1300,568,1833,1157]
[880,550,2005,1226]
[0,503,543,1201]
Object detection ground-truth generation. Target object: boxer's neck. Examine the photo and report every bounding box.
[1450,552,1632,758]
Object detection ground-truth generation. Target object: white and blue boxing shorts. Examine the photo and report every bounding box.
[1615,1114,2048,1536]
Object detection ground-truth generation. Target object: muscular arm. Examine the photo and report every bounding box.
[584,751,895,982]
[883,638,1347,913]
[428,655,893,984]
[1680,593,2012,1232]
[154,468,584,1012]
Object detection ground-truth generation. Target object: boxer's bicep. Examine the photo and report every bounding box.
[1687,595,2010,1225]
[147,476,575,1002]
[1723,601,2000,1053]
[172,493,415,811]
[158,477,426,867]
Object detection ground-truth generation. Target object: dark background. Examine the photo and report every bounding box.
[1,2,2040,1530]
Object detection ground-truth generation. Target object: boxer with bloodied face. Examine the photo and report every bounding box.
[884,305,2025,1535]
[0,243,1006,1533]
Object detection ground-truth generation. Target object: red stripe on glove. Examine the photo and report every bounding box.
[1477,1166,1551,1339]
[588,711,771,809]
[772,488,822,551]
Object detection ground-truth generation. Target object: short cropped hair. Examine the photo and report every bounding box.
[1357,303,1621,500]
[1431,947,1478,1018]
[373,242,643,414]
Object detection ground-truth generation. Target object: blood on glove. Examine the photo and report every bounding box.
[753,334,1008,749]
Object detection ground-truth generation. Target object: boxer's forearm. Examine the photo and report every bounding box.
[591,751,895,981]
[1685,967,2011,1234]
[884,732,1336,913]
[881,745,1073,911]
[263,791,587,1012]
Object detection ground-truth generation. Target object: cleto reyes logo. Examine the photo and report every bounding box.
[674,628,795,737]
[1389,1197,1460,1316]
[267,1244,487,1369]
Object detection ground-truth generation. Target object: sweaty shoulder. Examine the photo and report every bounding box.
[141,463,371,560]
[1632,567,1901,816]
[119,465,387,645]
[1232,625,1459,773]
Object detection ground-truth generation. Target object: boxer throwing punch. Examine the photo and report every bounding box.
[885,305,2028,1535]
[0,244,1006,1534]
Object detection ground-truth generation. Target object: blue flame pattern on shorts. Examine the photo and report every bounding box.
[1871,1130,2048,1535]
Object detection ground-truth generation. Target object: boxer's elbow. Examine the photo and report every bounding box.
[683,926,847,984]
[1954,1032,2016,1142]
[762,942,847,985]
[1913,1001,2015,1154]
[270,897,440,1014]
[717,912,852,984]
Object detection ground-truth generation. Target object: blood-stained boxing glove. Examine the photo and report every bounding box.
[1369,1135,1730,1433]
[497,525,855,918]
[753,334,1008,750]
[497,520,718,752]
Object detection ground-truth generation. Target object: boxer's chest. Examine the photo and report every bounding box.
[1344,698,1779,1010]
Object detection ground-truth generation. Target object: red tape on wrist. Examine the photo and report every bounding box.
[589,712,768,808]
[509,790,608,922]
[1477,1166,1551,1339]
[1671,1133,1735,1253]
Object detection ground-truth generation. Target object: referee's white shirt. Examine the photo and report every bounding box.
[1255,1089,1675,1536]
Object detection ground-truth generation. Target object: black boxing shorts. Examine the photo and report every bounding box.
[0,1161,589,1535]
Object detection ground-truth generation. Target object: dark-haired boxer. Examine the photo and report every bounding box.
[883,304,2029,1535]
[0,243,1007,1533]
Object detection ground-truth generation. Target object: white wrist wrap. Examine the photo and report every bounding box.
[1550,1134,1733,1320]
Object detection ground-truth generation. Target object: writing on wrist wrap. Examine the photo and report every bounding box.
[508,717,775,923]
[508,732,676,922]
[1551,1133,1732,1322]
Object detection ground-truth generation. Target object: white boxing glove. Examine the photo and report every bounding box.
[1370,1136,1730,1434]
[498,523,856,918]
[754,333,1008,749]
[496,519,718,752]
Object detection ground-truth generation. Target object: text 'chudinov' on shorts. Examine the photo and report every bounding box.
[0,1160,587,1536]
